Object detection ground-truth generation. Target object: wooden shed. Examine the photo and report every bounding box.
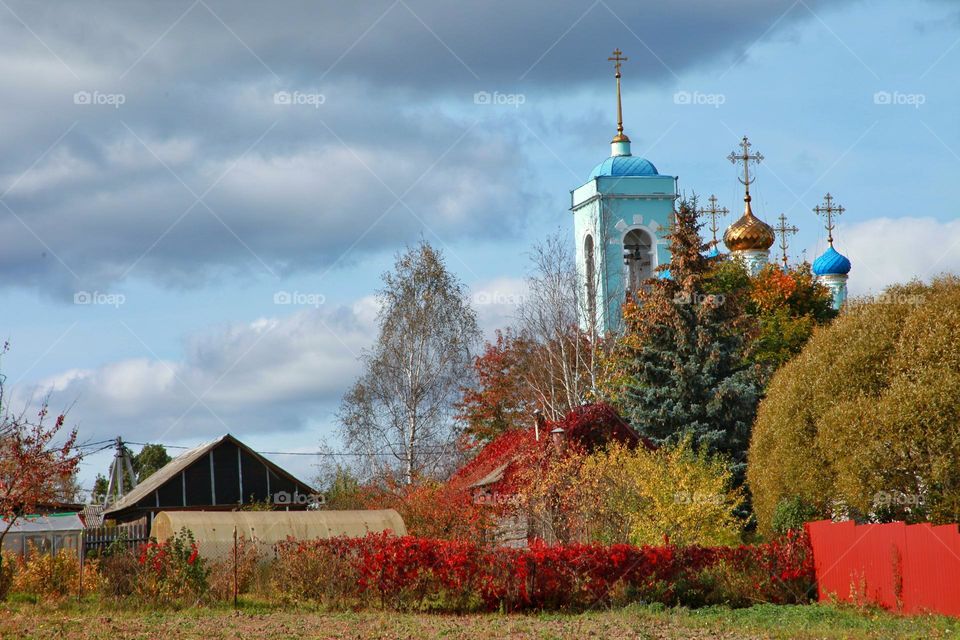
[103,433,315,525]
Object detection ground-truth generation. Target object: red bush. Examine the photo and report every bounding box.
[270,530,814,611]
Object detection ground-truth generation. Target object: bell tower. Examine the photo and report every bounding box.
[572,49,678,334]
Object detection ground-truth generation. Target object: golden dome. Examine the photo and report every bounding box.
[723,196,775,252]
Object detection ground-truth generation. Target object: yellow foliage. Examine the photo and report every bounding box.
[523,439,744,547]
[13,547,101,599]
[749,276,960,535]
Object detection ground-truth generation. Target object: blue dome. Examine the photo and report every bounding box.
[812,246,851,276]
[589,155,658,179]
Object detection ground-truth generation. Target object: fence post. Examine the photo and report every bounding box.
[78,529,84,603]
[233,525,238,609]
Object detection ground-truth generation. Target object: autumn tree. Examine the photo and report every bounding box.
[706,260,835,375]
[339,241,481,485]
[0,351,79,580]
[749,277,960,535]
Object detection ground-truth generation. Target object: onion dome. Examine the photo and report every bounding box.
[723,196,775,252]
[812,245,851,275]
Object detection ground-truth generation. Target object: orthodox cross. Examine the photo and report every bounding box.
[608,48,628,139]
[813,192,845,246]
[698,195,729,246]
[727,135,764,201]
[774,213,799,267]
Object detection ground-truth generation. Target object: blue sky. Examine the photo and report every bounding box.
[1,0,958,493]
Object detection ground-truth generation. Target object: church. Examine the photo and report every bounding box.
[573,50,852,334]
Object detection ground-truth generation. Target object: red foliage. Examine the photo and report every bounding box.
[456,330,534,443]
[449,402,648,499]
[359,479,501,541]
[0,390,79,544]
[272,530,815,611]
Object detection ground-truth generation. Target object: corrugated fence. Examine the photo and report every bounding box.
[805,520,960,616]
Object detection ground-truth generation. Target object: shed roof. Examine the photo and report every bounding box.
[104,433,315,515]
[0,512,84,533]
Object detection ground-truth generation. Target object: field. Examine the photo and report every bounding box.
[2,601,958,640]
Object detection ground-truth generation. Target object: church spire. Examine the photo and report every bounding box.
[608,48,631,156]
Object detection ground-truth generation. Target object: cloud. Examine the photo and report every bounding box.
[15,300,377,443]
[0,0,856,293]
[823,216,960,295]
[470,276,529,336]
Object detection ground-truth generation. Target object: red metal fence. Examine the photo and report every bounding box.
[805,520,960,616]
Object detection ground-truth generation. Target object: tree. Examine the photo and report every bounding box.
[133,443,171,482]
[613,198,762,484]
[91,473,109,504]
[457,233,602,444]
[0,350,80,578]
[456,329,535,443]
[748,277,960,535]
[514,233,600,418]
[339,241,481,484]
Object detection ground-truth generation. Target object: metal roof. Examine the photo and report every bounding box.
[1,512,84,533]
[103,433,315,515]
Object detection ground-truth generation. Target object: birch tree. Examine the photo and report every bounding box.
[338,242,480,484]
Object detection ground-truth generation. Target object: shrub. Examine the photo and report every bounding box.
[521,439,744,546]
[772,496,822,536]
[209,536,263,601]
[135,528,209,605]
[12,547,100,600]
[267,531,813,612]
[271,537,360,606]
[0,553,15,601]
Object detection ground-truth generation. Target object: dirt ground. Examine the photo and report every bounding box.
[3,603,957,640]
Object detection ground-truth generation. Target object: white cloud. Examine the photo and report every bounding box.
[16,301,376,444]
[825,216,960,295]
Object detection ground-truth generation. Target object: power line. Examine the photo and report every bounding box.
[120,440,453,458]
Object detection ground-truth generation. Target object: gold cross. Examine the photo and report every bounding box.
[813,192,845,246]
[727,135,764,200]
[697,194,729,247]
[608,49,628,138]
[774,213,799,267]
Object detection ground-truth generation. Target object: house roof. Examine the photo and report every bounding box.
[450,402,650,494]
[104,433,315,515]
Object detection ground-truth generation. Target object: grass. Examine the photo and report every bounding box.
[2,599,959,639]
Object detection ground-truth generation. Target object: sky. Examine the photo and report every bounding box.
[1,0,958,494]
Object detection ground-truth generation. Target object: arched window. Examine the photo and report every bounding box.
[623,228,654,297]
[584,234,597,327]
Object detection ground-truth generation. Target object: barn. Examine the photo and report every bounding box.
[103,433,316,526]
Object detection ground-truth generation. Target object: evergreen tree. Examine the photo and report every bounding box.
[618,198,762,483]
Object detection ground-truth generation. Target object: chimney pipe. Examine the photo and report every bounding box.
[550,427,566,454]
